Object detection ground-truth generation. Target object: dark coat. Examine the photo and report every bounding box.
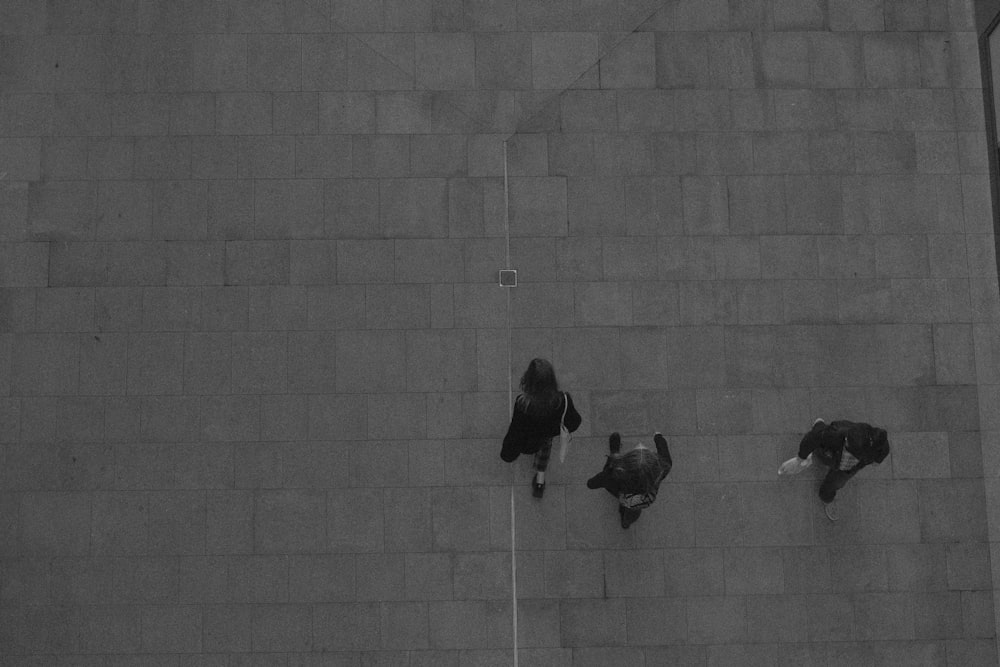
[587,434,672,509]
[798,420,890,470]
[500,392,582,462]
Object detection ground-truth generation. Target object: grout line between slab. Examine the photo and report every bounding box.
[503,138,519,667]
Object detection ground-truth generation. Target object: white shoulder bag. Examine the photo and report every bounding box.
[558,394,572,463]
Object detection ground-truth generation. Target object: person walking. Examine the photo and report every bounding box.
[500,358,582,498]
[781,418,891,521]
[586,431,672,529]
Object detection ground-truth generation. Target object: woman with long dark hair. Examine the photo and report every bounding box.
[500,358,582,498]
[586,432,672,529]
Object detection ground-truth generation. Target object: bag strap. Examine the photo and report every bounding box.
[561,393,568,425]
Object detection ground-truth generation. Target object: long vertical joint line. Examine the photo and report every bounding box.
[494,4,671,658]
[503,139,518,667]
[503,140,511,270]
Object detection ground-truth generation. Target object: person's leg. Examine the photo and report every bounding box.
[818,468,854,503]
[532,438,553,497]
[620,505,642,529]
[533,437,553,474]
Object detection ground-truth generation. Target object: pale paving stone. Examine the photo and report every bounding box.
[380,177,448,238]
[416,34,475,91]
[377,94,433,137]
[559,598,626,647]
[810,34,866,88]
[600,32,655,90]
[567,176,626,236]
[405,551,452,599]
[476,33,531,90]
[682,176,728,234]
[505,132,549,177]
[394,239,464,283]
[531,33,599,91]
[320,91,375,134]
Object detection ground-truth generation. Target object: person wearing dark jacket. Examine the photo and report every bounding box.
[587,431,672,529]
[501,358,582,498]
[794,418,890,521]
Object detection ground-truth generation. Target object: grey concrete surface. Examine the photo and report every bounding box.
[1,0,1000,665]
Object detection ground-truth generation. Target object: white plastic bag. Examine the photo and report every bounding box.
[558,396,571,463]
[778,453,813,476]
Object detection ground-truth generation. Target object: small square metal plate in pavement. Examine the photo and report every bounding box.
[499,269,517,287]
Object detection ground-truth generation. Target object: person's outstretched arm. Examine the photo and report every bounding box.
[654,432,672,472]
[500,400,527,462]
[797,421,826,459]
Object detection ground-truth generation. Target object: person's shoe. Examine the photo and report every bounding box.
[824,501,838,522]
[532,474,545,498]
[609,432,622,454]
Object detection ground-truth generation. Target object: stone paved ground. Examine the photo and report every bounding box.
[2,0,1000,665]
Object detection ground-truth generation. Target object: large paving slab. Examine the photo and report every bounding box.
[1,0,1000,665]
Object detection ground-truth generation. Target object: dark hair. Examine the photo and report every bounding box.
[610,448,662,494]
[518,358,561,415]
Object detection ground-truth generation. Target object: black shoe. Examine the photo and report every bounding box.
[532,475,545,498]
[609,432,622,454]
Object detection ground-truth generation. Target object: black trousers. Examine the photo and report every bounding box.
[818,466,859,503]
[810,443,864,503]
